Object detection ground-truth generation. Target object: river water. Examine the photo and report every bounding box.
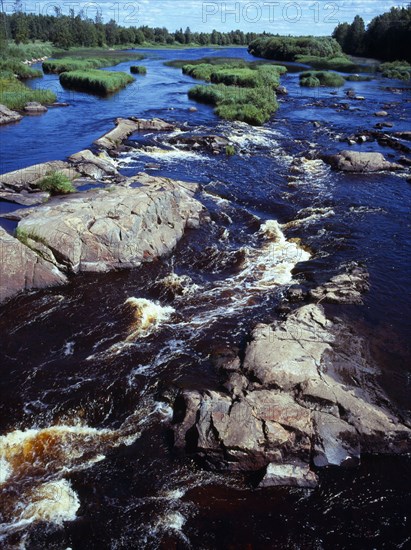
[0,48,410,548]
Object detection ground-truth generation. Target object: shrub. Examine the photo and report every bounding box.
[379,61,411,81]
[248,36,343,61]
[0,75,56,110]
[130,65,147,74]
[225,145,236,156]
[299,70,345,87]
[36,172,75,194]
[59,69,134,94]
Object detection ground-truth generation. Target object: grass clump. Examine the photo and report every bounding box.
[345,74,372,82]
[36,171,75,194]
[299,70,345,87]
[59,69,134,94]
[5,42,54,61]
[295,54,356,71]
[379,61,411,81]
[130,65,147,75]
[166,57,248,69]
[43,53,145,74]
[0,75,56,110]
[188,84,278,125]
[225,145,236,156]
[0,60,42,79]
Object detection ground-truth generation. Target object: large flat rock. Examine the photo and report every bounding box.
[94,118,176,150]
[325,150,401,172]
[0,104,23,125]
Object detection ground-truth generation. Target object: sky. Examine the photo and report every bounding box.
[9,0,410,35]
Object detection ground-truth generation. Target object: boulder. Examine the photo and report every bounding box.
[13,175,203,275]
[0,228,67,303]
[169,134,230,153]
[324,150,401,172]
[24,102,48,113]
[309,264,369,304]
[94,118,176,150]
[69,149,119,179]
[0,161,79,192]
[0,104,23,125]
[172,304,411,487]
[375,110,388,117]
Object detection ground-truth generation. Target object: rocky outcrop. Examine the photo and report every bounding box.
[10,174,203,276]
[324,150,401,172]
[169,134,230,154]
[94,118,176,150]
[309,264,369,304]
[0,104,23,125]
[24,102,48,114]
[172,305,410,488]
[68,149,119,180]
[0,228,67,303]
[0,161,78,192]
[0,190,50,206]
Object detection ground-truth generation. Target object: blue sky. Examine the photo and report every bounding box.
[12,1,410,35]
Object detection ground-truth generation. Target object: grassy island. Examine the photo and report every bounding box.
[59,69,134,94]
[130,65,147,75]
[300,71,346,87]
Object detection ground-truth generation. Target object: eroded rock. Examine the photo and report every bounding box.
[324,150,401,172]
[94,118,176,150]
[309,264,369,304]
[0,104,22,125]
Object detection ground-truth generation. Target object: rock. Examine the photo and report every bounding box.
[309,264,369,304]
[276,85,288,95]
[172,304,411,486]
[0,190,50,206]
[50,102,69,107]
[286,285,307,302]
[354,96,365,100]
[375,110,388,117]
[375,121,393,129]
[394,131,411,141]
[0,161,79,192]
[346,89,356,99]
[312,121,321,128]
[0,228,67,303]
[0,104,23,125]
[14,175,203,274]
[260,462,318,488]
[324,150,402,172]
[94,118,176,150]
[188,107,198,112]
[69,149,119,179]
[24,102,48,113]
[169,134,230,153]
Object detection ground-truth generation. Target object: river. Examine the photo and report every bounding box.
[0,47,410,548]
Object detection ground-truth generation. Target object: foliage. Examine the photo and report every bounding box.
[59,69,134,94]
[225,145,236,156]
[299,71,345,87]
[130,65,147,74]
[0,59,42,78]
[188,84,278,125]
[295,55,356,72]
[166,57,248,69]
[36,172,76,194]
[345,74,372,82]
[43,54,143,74]
[379,61,411,81]
[0,75,55,109]
[333,6,411,62]
[248,36,343,61]
[2,41,54,60]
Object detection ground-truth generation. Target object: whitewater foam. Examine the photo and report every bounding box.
[125,297,175,339]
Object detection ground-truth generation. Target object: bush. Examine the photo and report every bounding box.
[0,75,55,110]
[379,61,411,81]
[225,145,236,156]
[37,172,75,194]
[59,69,134,94]
[248,36,343,61]
[299,70,345,87]
[130,65,147,74]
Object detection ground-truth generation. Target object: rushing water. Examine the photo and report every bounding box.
[0,48,410,548]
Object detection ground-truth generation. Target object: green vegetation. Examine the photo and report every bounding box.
[166,57,249,69]
[0,74,55,110]
[300,71,345,87]
[189,84,278,125]
[0,59,42,78]
[43,53,144,74]
[225,145,236,156]
[36,172,76,194]
[248,36,343,62]
[333,6,411,62]
[2,41,54,61]
[130,65,147,75]
[379,61,411,81]
[59,69,134,94]
[345,74,372,82]
[210,65,284,88]
[294,55,356,72]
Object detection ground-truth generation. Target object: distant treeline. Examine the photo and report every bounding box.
[332,6,411,62]
[0,10,268,49]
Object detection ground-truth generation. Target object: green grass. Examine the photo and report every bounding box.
[188,84,278,125]
[3,41,54,61]
[379,61,411,81]
[248,36,343,61]
[167,57,248,69]
[300,70,346,87]
[36,172,75,194]
[130,65,147,75]
[295,54,356,72]
[43,53,144,74]
[225,145,236,156]
[345,74,372,82]
[0,75,56,110]
[59,69,134,94]
[0,60,42,79]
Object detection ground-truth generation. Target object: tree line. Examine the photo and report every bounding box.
[332,5,411,62]
[0,9,267,49]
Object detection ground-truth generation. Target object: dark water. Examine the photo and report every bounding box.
[0,48,410,548]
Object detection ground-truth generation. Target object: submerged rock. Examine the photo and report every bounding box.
[172,304,410,487]
[309,264,369,304]
[169,134,230,154]
[0,104,22,125]
[324,150,401,172]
